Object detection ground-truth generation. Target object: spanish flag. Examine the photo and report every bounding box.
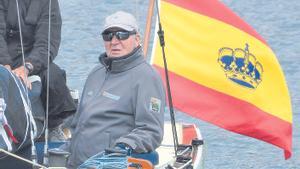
[151,0,292,159]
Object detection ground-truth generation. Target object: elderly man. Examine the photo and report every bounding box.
[66,11,166,168]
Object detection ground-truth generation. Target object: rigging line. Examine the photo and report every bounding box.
[15,0,33,116]
[15,0,38,165]
[15,0,29,104]
[43,0,53,166]
[154,0,179,156]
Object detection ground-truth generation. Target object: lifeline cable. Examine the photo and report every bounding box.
[15,0,38,166]
[0,148,47,169]
[43,0,53,166]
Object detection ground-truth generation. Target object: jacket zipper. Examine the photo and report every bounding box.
[97,67,110,97]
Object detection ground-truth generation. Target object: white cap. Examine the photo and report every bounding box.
[103,11,138,32]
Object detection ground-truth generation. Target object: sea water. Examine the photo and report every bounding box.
[57,0,300,168]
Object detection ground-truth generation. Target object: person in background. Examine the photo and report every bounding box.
[65,11,166,168]
[0,0,76,141]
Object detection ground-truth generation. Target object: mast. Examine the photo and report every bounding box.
[143,0,155,57]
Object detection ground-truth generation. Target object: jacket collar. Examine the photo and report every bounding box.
[99,46,144,73]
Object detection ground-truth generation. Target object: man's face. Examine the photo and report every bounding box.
[102,28,140,58]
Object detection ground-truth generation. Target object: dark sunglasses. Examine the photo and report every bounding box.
[101,30,136,41]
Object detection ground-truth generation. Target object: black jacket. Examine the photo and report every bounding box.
[0,0,61,75]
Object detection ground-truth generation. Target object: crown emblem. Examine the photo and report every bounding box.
[218,44,263,89]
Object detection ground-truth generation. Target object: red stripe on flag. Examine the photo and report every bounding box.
[155,65,292,158]
[163,0,267,45]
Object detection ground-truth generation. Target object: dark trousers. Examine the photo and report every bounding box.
[39,63,76,128]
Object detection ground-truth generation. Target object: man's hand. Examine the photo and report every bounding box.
[12,66,32,89]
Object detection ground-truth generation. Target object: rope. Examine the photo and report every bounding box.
[78,152,128,169]
[0,98,12,152]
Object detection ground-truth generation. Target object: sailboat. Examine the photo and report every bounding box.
[0,0,293,168]
[0,0,204,168]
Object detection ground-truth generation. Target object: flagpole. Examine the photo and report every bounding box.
[143,0,155,57]
[155,0,179,156]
